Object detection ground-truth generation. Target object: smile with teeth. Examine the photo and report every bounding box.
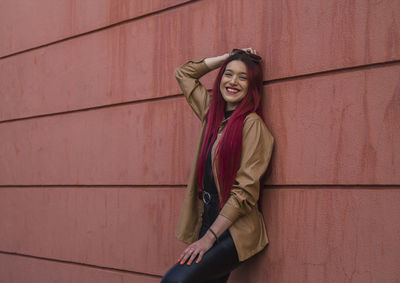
[226,87,240,94]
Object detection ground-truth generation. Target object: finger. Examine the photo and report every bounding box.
[179,253,188,265]
[195,250,205,263]
[186,250,198,266]
[179,249,193,265]
[177,250,187,263]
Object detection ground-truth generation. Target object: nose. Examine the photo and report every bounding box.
[229,75,238,85]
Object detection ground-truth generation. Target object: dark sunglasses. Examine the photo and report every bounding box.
[230,49,262,63]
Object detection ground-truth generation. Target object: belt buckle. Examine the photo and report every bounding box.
[202,191,211,205]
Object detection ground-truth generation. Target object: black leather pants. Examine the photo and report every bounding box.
[161,196,240,283]
[160,230,239,283]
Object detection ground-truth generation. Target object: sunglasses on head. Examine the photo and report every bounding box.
[230,49,262,63]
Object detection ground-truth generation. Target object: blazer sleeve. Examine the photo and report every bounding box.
[174,59,212,121]
[219,114,274,223]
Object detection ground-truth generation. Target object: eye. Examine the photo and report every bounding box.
[239,76,247,81]
[224,72,232,77]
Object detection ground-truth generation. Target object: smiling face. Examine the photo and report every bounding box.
[219,60,249,111]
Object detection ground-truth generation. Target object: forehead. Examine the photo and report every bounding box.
[225,60,247,73]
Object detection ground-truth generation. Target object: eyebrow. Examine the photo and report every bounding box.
[225,68,247,75]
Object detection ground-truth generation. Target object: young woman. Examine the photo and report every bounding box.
[161,48,274,283]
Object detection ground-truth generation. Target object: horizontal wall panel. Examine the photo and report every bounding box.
[0,97,200,185]
[0,187,186,276]
[1,187,399,280]
[264,0,400,78]
[0,65,398,186]
[0,18,199,122]
[1,0,399,121]
[232,187,400,283]
[265,64,400,185]
[0,0,192,57]
[0,253,160,283]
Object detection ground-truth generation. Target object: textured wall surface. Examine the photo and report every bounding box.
[1,0,399,282]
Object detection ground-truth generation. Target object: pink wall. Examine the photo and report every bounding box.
[1,0,399,282]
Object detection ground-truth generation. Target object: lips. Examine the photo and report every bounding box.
[226,87,240,94]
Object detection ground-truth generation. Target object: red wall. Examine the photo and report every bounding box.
[1,0,399,282]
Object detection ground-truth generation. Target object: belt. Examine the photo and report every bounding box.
[202,191,219,205]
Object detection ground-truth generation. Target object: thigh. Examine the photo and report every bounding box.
[161,232,240,283]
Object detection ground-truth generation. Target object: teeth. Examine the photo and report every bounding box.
[227,87,239,93]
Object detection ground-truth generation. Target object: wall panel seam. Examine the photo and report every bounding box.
[0,185,399,189]
[0,94,183,124]
[0,0,201,60]
[0,250,162,279]
[265,59,400,85]
[1,60,399,124]
[0,184,187,188]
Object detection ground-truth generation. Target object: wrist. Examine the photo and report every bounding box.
[204,53,230,70]
[203,232,216,245]
[217,53,230,65]
[221,53,230,59]
[206,228,218,243]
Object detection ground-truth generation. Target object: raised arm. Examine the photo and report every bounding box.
[174,54,229,121]
[204,54,229,69]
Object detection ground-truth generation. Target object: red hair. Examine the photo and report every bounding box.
[196,53,264,208]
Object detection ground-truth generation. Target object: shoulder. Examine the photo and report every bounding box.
[243,113,274,140]
[244,112,263,124]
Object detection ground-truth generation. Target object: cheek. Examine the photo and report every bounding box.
[241,83,249,94]
[220,77,228,87]
[220,80,228,93]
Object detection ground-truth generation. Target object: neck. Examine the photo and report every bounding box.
[225,103,237,111]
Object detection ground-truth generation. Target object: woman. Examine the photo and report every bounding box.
[161,48,274,283]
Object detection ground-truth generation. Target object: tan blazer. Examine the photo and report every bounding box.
[174,59,274,261]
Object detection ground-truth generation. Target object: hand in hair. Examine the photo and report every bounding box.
[235,47,258,55]
[204,47,259,69]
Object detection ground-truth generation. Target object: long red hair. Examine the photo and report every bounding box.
[196,53,264,208]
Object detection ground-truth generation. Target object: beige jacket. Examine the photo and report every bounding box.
[174,59,274,261]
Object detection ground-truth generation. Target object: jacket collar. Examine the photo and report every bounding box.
[218,110,234,133]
